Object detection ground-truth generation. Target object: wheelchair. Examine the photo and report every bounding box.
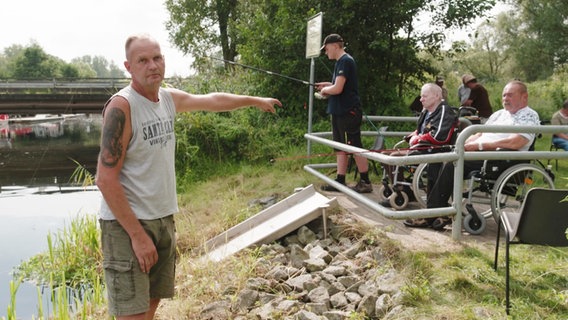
[410,149,556,235]
[377,139,456,210]
[376,142,422,210]
[377,108,476,210]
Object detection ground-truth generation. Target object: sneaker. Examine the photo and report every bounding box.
[351,180,373,193]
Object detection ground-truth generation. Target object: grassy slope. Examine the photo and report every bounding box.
[158,153,568,319]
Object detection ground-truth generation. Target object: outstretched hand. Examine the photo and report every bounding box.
[256,97,282,113]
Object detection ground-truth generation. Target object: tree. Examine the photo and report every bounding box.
[166,0,495,119]
[71,55,125,78]
[12,43,58,79]
[456,15,513,82]
[165,0,239,66]
[505,0,568,80]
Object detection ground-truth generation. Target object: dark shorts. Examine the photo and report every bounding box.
[100,215,176,316]
[331,107,363,150]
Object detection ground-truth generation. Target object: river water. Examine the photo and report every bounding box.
[0,115,102,319]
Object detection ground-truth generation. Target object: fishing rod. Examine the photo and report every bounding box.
[207,56,330,100]
[208,56,316,87]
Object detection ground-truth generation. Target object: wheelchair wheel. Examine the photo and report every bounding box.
[411,163,428,208]
[491,163,555,222]
[389,191,409,210]
[377,184,393,202]
[463,211,487,235]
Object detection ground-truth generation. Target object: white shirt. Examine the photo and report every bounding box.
[476,106,540,151]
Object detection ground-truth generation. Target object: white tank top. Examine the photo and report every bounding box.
[99,86,179,220]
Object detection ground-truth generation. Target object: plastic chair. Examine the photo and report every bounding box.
[493,188,568,315]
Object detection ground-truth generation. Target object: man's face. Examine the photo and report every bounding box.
[322,43,339,60]
[502,84,527,113]
[124,38,165,87]
[420,89,439,110]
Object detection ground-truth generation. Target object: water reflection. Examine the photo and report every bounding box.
[0,114,102,318]
[0,190,101,319]
[0,114,101,186]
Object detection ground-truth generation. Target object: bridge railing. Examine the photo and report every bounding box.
[0,78,131,93]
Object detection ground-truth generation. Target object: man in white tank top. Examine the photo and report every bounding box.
[96,34,281,319]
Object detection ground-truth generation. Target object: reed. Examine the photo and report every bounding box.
[9,214,105,319]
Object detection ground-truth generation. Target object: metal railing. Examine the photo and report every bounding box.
[304,116,568,240]
[0,78,131,93]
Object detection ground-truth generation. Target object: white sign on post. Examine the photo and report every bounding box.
[306,12,323,59]
[305,12,323,156]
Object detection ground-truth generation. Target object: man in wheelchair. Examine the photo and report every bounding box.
[404,80,541,230]
[381,83,458,210]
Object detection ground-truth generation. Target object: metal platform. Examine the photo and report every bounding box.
[202,184,336,262]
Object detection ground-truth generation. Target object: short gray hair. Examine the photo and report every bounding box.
[421,83,443,98]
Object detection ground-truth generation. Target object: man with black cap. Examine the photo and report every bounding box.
[315,33,372,193]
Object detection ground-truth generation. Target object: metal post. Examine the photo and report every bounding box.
[307,58,315,157]
[320,204,329,239]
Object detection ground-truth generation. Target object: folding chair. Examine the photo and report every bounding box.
[493,188,568,315]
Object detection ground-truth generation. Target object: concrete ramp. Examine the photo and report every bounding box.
[202,185,336,262]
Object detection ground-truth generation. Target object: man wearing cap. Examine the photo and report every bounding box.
[316,33,372,193]
[435,76,448,101]
[462,74,493,123]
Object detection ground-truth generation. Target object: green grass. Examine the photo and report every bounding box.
[6,215,105,320]
[164,159,568,319]
[5,141,568,319]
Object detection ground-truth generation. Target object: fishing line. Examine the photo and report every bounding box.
[208,56,391,154]
[207,56,317,87]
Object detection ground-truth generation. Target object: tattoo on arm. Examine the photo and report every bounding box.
[100,108,126,168]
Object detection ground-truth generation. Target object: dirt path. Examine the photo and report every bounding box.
[323,189,500,254]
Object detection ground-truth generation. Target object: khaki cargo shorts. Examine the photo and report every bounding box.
[100,215,176,316]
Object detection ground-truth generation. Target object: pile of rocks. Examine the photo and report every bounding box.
[199,215,407,319]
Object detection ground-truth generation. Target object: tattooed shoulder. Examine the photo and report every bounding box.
[100,108,126,168]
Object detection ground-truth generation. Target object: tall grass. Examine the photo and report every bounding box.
[8,215,105,319]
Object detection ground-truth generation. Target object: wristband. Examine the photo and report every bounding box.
[478,141,483,151]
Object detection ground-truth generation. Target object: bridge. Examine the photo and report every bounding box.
[0,78,131,115]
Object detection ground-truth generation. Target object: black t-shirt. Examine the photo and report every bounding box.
[327,53,361,115]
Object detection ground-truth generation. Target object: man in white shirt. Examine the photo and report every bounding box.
[404,80,540,230]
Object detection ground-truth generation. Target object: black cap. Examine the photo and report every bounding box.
[321,34,344,51]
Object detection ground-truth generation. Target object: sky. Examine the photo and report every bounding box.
[0,0,192,77]
[1,1,509,79]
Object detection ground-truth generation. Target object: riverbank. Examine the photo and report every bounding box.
[0,189,101,319]
[5,162,568,319]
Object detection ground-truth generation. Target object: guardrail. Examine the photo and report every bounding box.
[304,116,568,241]
[0,78,131,93]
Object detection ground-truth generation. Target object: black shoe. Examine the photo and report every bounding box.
[379,199,391,207]
[403,218,434,228]
[431,217,452,231]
